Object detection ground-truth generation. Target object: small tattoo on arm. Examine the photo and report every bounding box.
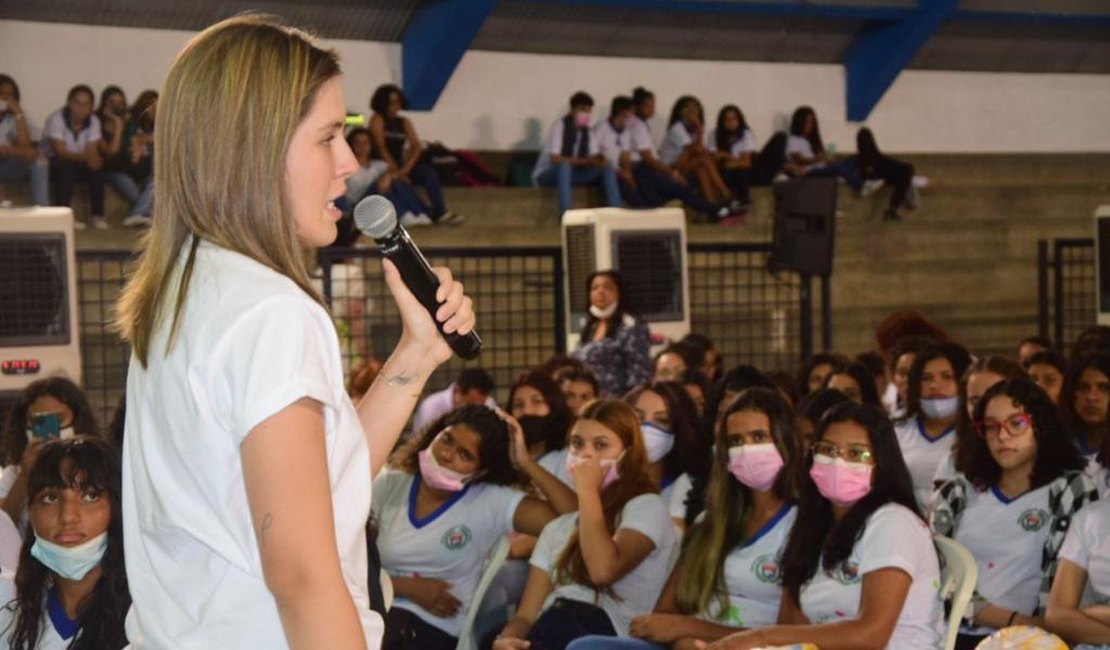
[259,513,273,547]
[386,371,418,387]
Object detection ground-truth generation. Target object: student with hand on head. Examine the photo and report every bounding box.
[533,91,621,215]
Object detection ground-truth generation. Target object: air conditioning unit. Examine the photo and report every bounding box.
[561,207,689,352]
[0,207,82,402]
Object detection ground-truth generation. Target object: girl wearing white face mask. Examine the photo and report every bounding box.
[374,405,575,650]
[0,437,128,649]
[704,401,943,650]
[0,378,101,531]
[893,342,972,508]
[567,387,803,650]
[573,271,653,399]
[625,382,699,530]
[493,400,678,650]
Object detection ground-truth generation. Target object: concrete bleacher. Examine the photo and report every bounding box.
[13,152,1110,362]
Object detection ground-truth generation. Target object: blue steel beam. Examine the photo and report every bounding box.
[843,0,959,121]
[401,0,497,111]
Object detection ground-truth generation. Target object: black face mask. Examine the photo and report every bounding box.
[517,414,555,446]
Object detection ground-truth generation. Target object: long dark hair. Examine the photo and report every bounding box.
[1060,352,1110,448]
[714,104,748,153]
[580,270,635,341]
[780,402,919,602]
[953,357,1026,474]
[0,74,21,102]
[130,90,158,133]
[625,381,700,481]
[903,342,972,422]
[1,377,100,466]
[676,387,800,616]
[667,95,703,128]
[389,405,523,487]
[97,85,125,117]
[966,378,1086,491]
[797,353,849,398]
[8,438,129,650]
[823,362,881,408]
[369,83,406,116]
[507,370,574,452]
[789,106,823,155]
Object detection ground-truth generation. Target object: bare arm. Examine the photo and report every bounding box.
[494,566,554,648]
[1045,559,1110,645]
[505,414,577,515]
[242,398,365,650]
[400,118,423,174]
[573,471,656,587]
[630,564,744,644]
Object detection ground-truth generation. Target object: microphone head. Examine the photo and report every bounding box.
[353,195,398,239]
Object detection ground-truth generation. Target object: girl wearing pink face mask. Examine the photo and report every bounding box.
[373,405,576,650]
[493,400,678,649]
[703,401,944,650]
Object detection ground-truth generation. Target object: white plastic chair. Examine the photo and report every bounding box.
[935,535,978,650]
[456,535,512,650]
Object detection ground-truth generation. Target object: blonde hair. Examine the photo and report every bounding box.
[115,14,340,366]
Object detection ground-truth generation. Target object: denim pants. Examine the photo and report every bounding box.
[0,155,49,206]
[408,162,446,218]
[625,164,718,219]
[535,161,622,214]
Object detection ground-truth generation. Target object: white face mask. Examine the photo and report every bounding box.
[31,531,108,581]
[640,422,675,463]
[589,303,617,319]
[920,396,959,419]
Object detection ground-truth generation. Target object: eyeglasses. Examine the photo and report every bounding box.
[811,441,874,465]
[974,413,1033,439]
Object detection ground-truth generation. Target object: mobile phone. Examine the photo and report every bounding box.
[29,413,61,439]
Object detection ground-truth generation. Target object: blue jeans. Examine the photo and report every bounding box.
[131,178,154,217]
[625,164,719,219]
[567,637,664,650]
[407,162,446,218]
[105,171,141,204]
[0,155,49,206]
[535,161,622,214]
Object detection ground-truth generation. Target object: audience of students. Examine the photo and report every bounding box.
[534,91,622,215]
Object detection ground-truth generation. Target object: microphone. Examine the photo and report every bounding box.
[353,195,482,360]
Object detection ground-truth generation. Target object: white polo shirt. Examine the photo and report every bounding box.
[122,241,381,649]
[626,116,656,164]
[593,120,634,170]
[659,122,695,167]
[1059,499,1110,609]
[894,417,956,508]
[41,109,101,156]
[706,128,758,157]
[532,117,600,183]
[537,447,574,489]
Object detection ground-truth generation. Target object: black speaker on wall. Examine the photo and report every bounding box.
[771,176,837,277]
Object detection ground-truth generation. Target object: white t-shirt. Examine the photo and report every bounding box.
[533,117,600,183]
[932,450,957,489]
[667,472,694,520]
[42,109,101,156]
[530,493,678,636]
[537,448,574,489]
[626,116,656,163]
[799,504,944,649]
[373,469,525,636]
[895,418,956,508]
[1085,459,1109,500]
[1058,499,1110,607]
[0,466,17,500]
[344,160,389,205]
[954,483,1052,634]
[785,134,816,160]
[705,128,758,157]
[593,120,633,170]
[659,122,695,167]
[0,573,72,649]
[704,504,796,628]
[122,241,381,649]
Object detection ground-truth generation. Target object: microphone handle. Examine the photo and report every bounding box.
[376,228,482,360]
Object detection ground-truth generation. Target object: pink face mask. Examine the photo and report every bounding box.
[418,446,473,493]
[809,455,873,507]
[565,450,623,490]
[575,111,592,128]
[727,443,784,491]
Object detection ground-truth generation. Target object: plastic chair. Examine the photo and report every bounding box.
[935,535,978,650]
[456,535,512,650]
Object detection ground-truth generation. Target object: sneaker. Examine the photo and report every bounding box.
[861,179,885,197]
[912,174,931,189]
[122,214,152,228]
[773,173,790,184]
[91,216,109,230]
[439,210,465,226]
[728,199,751,213]
[73,220,87,231]
[400,212,434,227]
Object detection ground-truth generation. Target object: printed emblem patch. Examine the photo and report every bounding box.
[441,525,472,550]
[1018,508,1049,532]
[751,553,783,584]
[836,561,861,585]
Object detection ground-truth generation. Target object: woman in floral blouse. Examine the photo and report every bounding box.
[573,270,652,397]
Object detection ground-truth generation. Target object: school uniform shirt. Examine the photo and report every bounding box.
[659,122,695,167]
[593,120,634,170]
[530,493,678,636]
[532,117,600,184]
[1058,499,1110,608]
[706,128,758,157]
[799,503,944,649]
[538,447,574,489]
[626,116,657,164]
[703,504,797,628]
[894,417,956,508]
[41,109,101,156]
[0,466,17,500]
[373,469,525,637]
[1085,459,1109,500]
[954,482,1054,635]
[122,240,381,649]
[667,472,694,521]
[932,450,958,488]
[344,160,389,205]
[0,573,76,649]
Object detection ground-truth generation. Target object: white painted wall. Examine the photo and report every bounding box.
[2,19,1107,153]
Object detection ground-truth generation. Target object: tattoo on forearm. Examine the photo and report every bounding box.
[259,513,273,547]
[386,371,419,387]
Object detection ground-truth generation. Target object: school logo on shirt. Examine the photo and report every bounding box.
[835,561,861,586]
[441,525,472,550]
[1018,508,1049,532]
[750,554,783,584]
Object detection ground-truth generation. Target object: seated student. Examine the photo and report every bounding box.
[367,84,460,225]
[1061,352,1110,463]
[511,370,576,468]
[0,74,48,207]
[678,368,710,419]
[822,362,881,408]
[625,382,699,530]
[343,127,433,228]
[707,105,758,212]
[1046,498,1110,648]
[795,388,852,449]
[533,91,621,215]
[491,400,678,649]
[567,387,804,650]
[560,368,600,417]
[42,85,105,229]
[704,401,945,650]
[1017,335,1053,366]
[931,378,1097,650]
[96,86,139,216]
[411,368,497,436]
[652,344,694,383]
[375,406,576,650]
[680,332,723,385]
[659,96,733,210]
[0,378,101,529]
[608,90,729,223]
[1023,349,1067,405]
[797,353,849,399]
[893,341,972,507]
[784,106,831,178]
[883,335,936,418]
[0,437,130,648]
[118,90,158,228]
[856,127,915,222]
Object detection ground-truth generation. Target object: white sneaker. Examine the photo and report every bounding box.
[912,174,930,188]
[73,220,87,230]
[91,216,109,230]
[773,173,790,184]
[400,212,434,227]
[122,214,152,228]
[861,179,885,197]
